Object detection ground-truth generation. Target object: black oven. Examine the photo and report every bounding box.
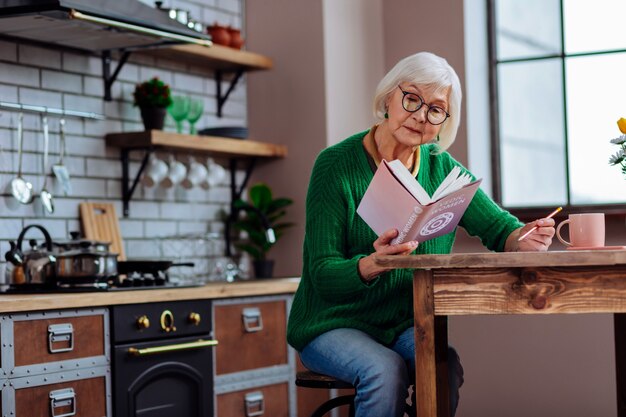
[111,299,216,417]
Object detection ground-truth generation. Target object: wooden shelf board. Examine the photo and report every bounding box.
[139,44,273,71]
[106,130,287,158]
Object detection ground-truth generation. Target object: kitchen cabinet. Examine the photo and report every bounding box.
[213,295,295,417]
[0,308,111,416]
[0,280,300,416]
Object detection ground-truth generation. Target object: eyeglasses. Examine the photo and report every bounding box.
[397,86,450,125]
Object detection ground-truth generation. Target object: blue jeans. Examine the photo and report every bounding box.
[300,327,464,417]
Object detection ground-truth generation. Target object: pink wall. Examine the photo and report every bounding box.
[246,0,326,278]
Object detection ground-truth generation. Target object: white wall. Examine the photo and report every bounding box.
[322,0,384,145]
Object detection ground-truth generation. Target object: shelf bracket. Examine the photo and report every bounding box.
[102,50,132,102]
[121,148,153,217]
[215,69,244,118]
[225,157,257,256]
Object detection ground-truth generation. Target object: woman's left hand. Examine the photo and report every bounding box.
[506,218,556,252]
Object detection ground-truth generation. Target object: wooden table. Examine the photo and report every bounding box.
[376,250,626,417]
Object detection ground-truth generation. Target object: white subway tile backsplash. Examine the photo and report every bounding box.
[0,84,19,103]
[86,157,122,178]
[125,239,160,258]
[19,45,61,69]
[172,73,205,94]
[44,198,81,219]
[83,76,105,97]
[84,119,124,138]
[0,0,246,270]
[0,218,23,239]
[0,62,39,87]
[62,53,101,76]
[144,220,178,237]
[217,0,241,14]
[64,136,106,157]
[127,201,161,219]
[63,94,104,116]
[68,178,107,198]
[41,70,82,94]
[118,219,143,238]
[18,87,63,110]
[0,40,17,62]
[117,62,140,83]
[0,197,34,219]
[22,218,67,240]
[178,221,211,235]
[106,179,122,200]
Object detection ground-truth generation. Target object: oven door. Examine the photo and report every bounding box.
[114,334,215,417]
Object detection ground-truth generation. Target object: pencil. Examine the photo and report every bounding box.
[517,206,563,242]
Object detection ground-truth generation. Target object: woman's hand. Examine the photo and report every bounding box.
[358,229,418,283]
[505,218,556,252]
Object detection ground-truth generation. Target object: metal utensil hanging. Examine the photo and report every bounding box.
[9,113,34,204]
[40,116,54,214]
[52,118,72,195]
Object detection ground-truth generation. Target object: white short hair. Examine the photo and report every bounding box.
[373,52,462,151]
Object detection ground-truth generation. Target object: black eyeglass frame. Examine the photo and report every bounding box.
[397,85,450,125]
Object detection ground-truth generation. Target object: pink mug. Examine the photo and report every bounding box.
[556,213,605,248]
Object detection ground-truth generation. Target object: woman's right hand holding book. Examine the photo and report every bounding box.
[357,228,418,284]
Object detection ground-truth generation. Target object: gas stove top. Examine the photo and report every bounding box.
[2,273,202,293]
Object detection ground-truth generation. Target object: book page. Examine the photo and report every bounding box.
[385,159,432,204]
[431,166,473,202]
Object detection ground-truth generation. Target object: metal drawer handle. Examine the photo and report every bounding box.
[244,391,265,417]
[49,387,76,417]
[242,307,263,333]
[48,323,74,353]
[127,339,218,356]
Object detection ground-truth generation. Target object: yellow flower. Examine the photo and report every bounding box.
[618,118,626,134]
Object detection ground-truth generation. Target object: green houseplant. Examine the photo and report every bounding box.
[133,77,173,131]
[232,182,294,278]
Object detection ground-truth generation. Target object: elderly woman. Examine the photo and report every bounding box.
[287,51,555,417]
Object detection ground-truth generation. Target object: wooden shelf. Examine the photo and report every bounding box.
[139,44,273,72]
[106,130,287,159]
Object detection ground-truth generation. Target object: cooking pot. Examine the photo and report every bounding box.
[53,232,118,280]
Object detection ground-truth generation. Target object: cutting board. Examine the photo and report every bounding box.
[80,202,126,260]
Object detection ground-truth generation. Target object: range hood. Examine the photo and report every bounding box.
[0,0,212,51]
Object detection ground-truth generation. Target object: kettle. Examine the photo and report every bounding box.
[4,224,56,285]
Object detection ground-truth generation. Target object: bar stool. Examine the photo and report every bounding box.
[295,370,356,417]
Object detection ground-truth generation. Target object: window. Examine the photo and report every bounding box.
[489,0,626,210]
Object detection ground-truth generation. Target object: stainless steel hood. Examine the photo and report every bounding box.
[0,0,212,51]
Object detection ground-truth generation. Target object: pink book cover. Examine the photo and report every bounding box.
[356,162,482,244]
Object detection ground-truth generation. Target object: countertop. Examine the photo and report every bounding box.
[0,277,300,313]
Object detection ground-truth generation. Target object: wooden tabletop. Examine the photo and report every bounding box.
[375,250,626,270]
[0,278,300,313]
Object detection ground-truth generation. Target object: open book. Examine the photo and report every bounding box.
[357,159,482,244]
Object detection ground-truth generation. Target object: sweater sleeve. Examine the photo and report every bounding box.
[435,150,522,252]
[302,150,373,302]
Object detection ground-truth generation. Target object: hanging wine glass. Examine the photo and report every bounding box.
[167,95,190,133]
[186,98,204,135]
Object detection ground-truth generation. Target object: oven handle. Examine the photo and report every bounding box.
[127,339,218,356]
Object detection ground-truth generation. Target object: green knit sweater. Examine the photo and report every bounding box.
[287,130,522,352]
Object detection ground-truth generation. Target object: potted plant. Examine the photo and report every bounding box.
[232,182,294,278]
[133,77,172,131]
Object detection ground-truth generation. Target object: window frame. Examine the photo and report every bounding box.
[486,0,626,220]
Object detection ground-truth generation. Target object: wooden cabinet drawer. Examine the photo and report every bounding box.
[214,300,287,374]
[13,313,105,367]
[216,383,289,417]
[14,374,107,417]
